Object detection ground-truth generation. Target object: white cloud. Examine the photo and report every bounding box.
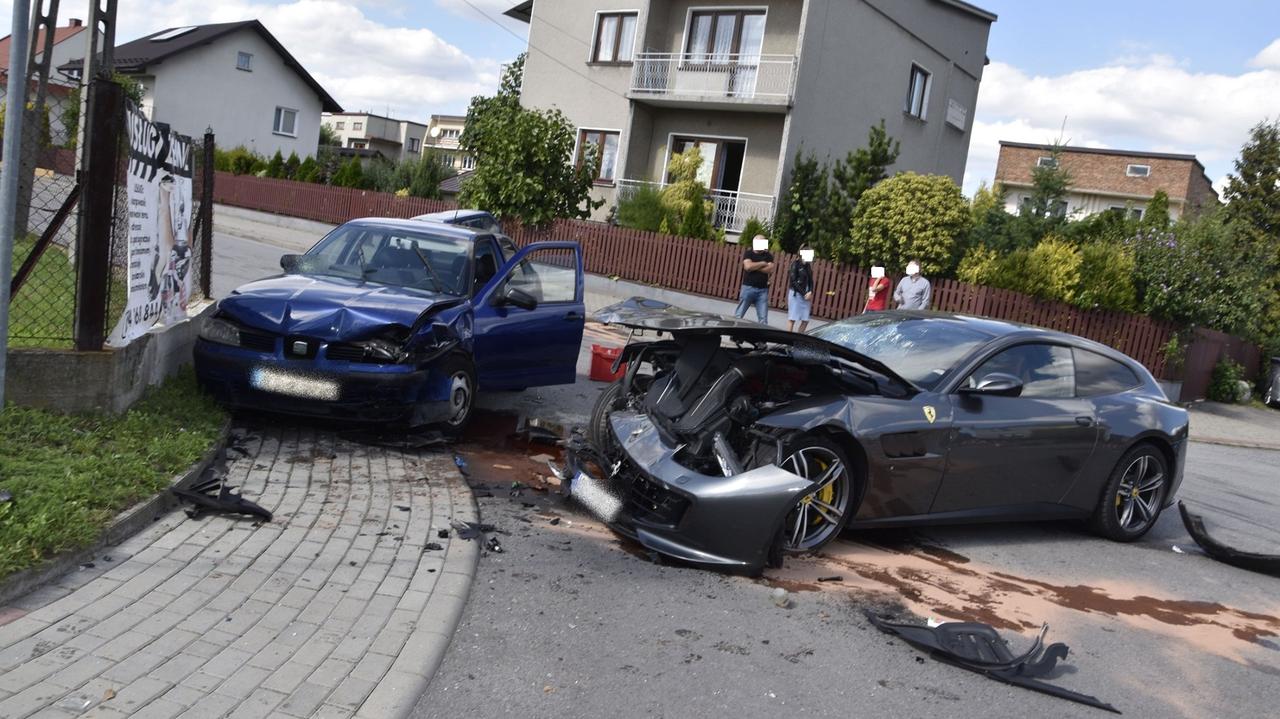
[1250,38,1280,68]
[964,53,1280,196]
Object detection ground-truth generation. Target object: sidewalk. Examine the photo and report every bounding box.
[0,423,478,719]
[1187,401,1280,451]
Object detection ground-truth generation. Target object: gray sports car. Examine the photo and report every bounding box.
[565,299,1189,575]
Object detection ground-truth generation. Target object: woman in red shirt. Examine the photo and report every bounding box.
[864,266,890,312]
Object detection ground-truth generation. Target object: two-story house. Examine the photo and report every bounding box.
[61,20,342,158]
[994,141,1219,221]
[322,112,429,163]
[506,0,995,234]
[424,114,475,172]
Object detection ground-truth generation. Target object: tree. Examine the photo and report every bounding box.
[826,120,900,245]
[657,147,715,240]
[266,150,285,178]
[332,156,365,188]
[1141,189,1170,232]
[408,152,454,199]
[458,53,600,224]
[1223,120,1280,248]
[844,172,972,275]
[296,155,320,183]
[773,151,830,253]
[284,151,301,180]
[319,123,341,147]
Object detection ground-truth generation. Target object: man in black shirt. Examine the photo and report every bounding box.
[734,235,774,323]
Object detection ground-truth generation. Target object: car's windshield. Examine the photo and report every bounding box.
[810,315,991,390]
[301,224,470,295]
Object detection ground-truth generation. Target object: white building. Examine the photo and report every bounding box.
[61,20,342,158]
[321,112,429,163]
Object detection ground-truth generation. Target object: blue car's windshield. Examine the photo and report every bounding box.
[301,224,471,295]
[810,315,991,390]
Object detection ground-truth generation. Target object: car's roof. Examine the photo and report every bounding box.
[344,216,482,241]
[413,209,492,224]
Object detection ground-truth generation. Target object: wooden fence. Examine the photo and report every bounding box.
[213,172,1266,392]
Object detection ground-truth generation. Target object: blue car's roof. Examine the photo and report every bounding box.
[414,209,492,224]
[343,216,482,241]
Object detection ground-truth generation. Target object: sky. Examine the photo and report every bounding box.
[1,0,1277,196]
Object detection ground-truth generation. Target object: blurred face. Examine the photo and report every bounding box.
[752,236,769,252]
[799,249,815,262]
[906,262,921,276]
[871,266,885,279]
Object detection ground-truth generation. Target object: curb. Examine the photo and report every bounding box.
[355,469,482,719]
[0,419,231,608]
[1189,436,1280,452]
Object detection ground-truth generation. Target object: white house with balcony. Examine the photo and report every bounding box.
[424,114,475,172]
[507,0,994,236]
[322,112,428,163]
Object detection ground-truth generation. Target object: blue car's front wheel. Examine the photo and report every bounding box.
[441,355,475,435]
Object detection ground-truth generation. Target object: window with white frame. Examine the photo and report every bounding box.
[408,137,421,152]
[1109,205,1144,220]
[577,129,620,183]
[272,107,298,136]
[1126,164,1151,177]
[593,12,638,63]
[353,121,363,131]
[440,153,456,167]
[442,128,460,139]
[462,155,476,170]
[236,51,253,71]
[335,121,345,130]
[1037,156,1058,168]
[905,64,931,119]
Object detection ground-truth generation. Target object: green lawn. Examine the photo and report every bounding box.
[8,236,129,349]
[0,369,226,579]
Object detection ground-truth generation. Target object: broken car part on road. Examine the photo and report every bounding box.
[569,299,1188,575]
[867,613,1119,714]
[1179,501,1280,578]
[171,448,272,522]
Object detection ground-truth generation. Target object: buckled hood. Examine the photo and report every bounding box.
[217,274,463,341]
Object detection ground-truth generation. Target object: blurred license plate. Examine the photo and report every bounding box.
[250,367,340,401]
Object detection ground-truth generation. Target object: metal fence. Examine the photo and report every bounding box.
[6,78,214,350]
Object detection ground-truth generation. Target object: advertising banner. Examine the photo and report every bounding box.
[106,102,194,347]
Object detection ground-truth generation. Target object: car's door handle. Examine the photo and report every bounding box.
[564,312,584,322]
[1075,416,1094,427]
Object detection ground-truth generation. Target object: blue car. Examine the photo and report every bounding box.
[194,217,586,431]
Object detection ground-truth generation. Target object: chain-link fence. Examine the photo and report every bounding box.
[5,81,81,348]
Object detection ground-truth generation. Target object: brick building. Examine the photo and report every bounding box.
[994,141,1218,221]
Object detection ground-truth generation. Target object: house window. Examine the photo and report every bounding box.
[236,52,253,71]
[593,12,638,63]
[576,129,620,183]
[350,140,367,149]
[353,121,363,131]
[335,121,345,130]
[686,10,766,62]
[1036,156,1058,168]
[1126,164,1151,177]
[442,128,460,139]
[905,64,931,119]
[462,155,476,170]
[272,107,298,137]
[440,153,456,167]
[408,137,421,152]
[1109,205,1144,220]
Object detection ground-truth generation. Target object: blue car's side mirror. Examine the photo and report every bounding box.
[280,254,302,273]
[498,285,537,311]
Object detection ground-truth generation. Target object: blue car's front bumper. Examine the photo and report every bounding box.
[193,338,454,425]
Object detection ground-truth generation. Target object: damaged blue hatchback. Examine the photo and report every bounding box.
[194,217,585,430]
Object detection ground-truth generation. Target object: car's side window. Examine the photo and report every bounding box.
[504,248,577,304]
[968,343,1075,398]
[498,237,518,262]
[1074,348,1140,396]
[472,239,499,296]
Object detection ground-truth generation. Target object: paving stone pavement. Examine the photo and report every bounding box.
[0,423,479,719]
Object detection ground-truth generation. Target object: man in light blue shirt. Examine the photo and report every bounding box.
[893,259,932,310]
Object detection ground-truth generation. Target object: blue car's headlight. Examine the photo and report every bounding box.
[200,317,241,346]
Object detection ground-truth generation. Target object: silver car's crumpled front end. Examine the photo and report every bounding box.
[567,411,813,574]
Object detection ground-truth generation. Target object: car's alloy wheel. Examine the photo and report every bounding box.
[1092,443,1168,541]
[779,437,853,553]
[1114,453,1165,532]
[446,370,473,428]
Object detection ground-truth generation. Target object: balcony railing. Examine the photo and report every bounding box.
[630,53,798,105]
[616,179,775,235]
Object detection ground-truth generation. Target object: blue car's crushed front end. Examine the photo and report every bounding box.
[193,274,471,425]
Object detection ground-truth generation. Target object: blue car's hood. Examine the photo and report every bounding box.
[218,274,464,341]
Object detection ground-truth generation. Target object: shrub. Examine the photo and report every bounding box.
[332,156,365,189]
[773,151,830,253]
[739,217,771,244]
[296,156,319,183]
[1074,241,1136,311]
[1207,358,1246,403]
[844,172,971,274]
[657,148,714,241]
[1011,236,1082,303]
[956,245,1004,285]
[615,184,666,232]
[265,150,285,178]
[284,152,301,180]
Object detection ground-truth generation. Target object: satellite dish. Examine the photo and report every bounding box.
[429,126,442,139]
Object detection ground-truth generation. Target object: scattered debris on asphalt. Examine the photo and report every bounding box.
[486,536,504,553]
[867,613,1119,714]
[817,576,843,582]
[517,416,566,445]
[424,542,444,551]
[437,529,450,539]
[1179,501,1280,578]
[172,453,273,522]
[770,587,791,609]
[343,428,449,449]
[453,454,470,477]
[452,520,497,541]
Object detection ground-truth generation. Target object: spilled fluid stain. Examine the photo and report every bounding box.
[765,536,1280,667]
[455,410,565,491]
